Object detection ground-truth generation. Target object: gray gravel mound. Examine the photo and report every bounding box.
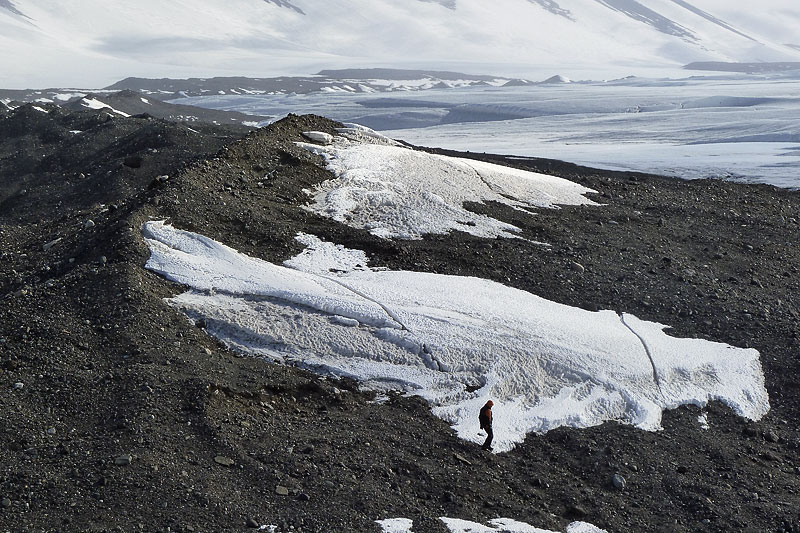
[1,107,799,532]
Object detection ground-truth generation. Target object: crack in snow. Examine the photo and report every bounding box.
[619,312,663,395]
[317,275,445,372]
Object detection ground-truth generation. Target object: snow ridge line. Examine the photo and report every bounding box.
[319,275,445,372]
[469,165,503,197]
[619,313,663,394]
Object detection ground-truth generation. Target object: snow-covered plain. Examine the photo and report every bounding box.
[142,132,769,456]
[172,73,800,188]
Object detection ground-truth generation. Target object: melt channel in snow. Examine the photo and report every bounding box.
[143,221,769,453]
[297,126,599,240]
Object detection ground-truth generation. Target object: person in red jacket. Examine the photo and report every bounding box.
[479,400,494,451]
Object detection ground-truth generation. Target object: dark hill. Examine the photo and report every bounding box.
[1,106,799,532]
[64,92,272,126]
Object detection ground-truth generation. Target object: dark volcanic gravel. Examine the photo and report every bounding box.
[1,104,799,533]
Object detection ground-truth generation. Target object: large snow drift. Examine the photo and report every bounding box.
[298,130,598,239]
[143,222,769,452]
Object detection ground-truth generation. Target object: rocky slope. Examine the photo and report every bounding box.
[1,104,799,532]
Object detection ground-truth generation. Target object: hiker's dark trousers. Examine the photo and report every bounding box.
[482,426,493,449]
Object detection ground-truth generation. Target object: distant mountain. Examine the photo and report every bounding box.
[101,70,518,99]
[2,0,800,88]
[0,70,536,117]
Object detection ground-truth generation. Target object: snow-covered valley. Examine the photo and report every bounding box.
[171,73,800,189]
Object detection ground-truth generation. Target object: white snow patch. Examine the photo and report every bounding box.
[698,411,709,430]
[377,517,415,532]
[32,106,48,113]
[440,517,607,533]
[337,123,401,145]
[53,92,86,102]
[79,97,131,117]
[141,97,151,104]
[566,523,608,533]
[283,233,370,275]
[143,222,770,452]
[299,135,598,240]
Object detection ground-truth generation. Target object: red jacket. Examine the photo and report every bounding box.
[479,401,493,429]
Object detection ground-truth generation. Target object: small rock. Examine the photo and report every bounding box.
[246,518,259,528]
[612,473,626,490]
[302,131,334,145]
[123,155,143,168]
[114,454,132,466]
[43,238,62,251]
[1,497,10,508]
[762,451,778,462]
[296,492,310,502]
[275,485,290,496]
[765,430,780,443]
[84,220,95,229]
[453,453,472,466]
[46,427,56,436]
[214,455,234,467]
[565,504,587,519]
[570,261,585,273]
[13,382,23,390]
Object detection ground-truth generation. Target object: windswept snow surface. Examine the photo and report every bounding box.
[298,132,598,239]
[377,517,608,533]
[175,74,800,188]
[387,78,800,188]
[143,222,769,453]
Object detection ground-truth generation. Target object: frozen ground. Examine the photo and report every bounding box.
[170,74,800,188]
[141,131,769,457]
